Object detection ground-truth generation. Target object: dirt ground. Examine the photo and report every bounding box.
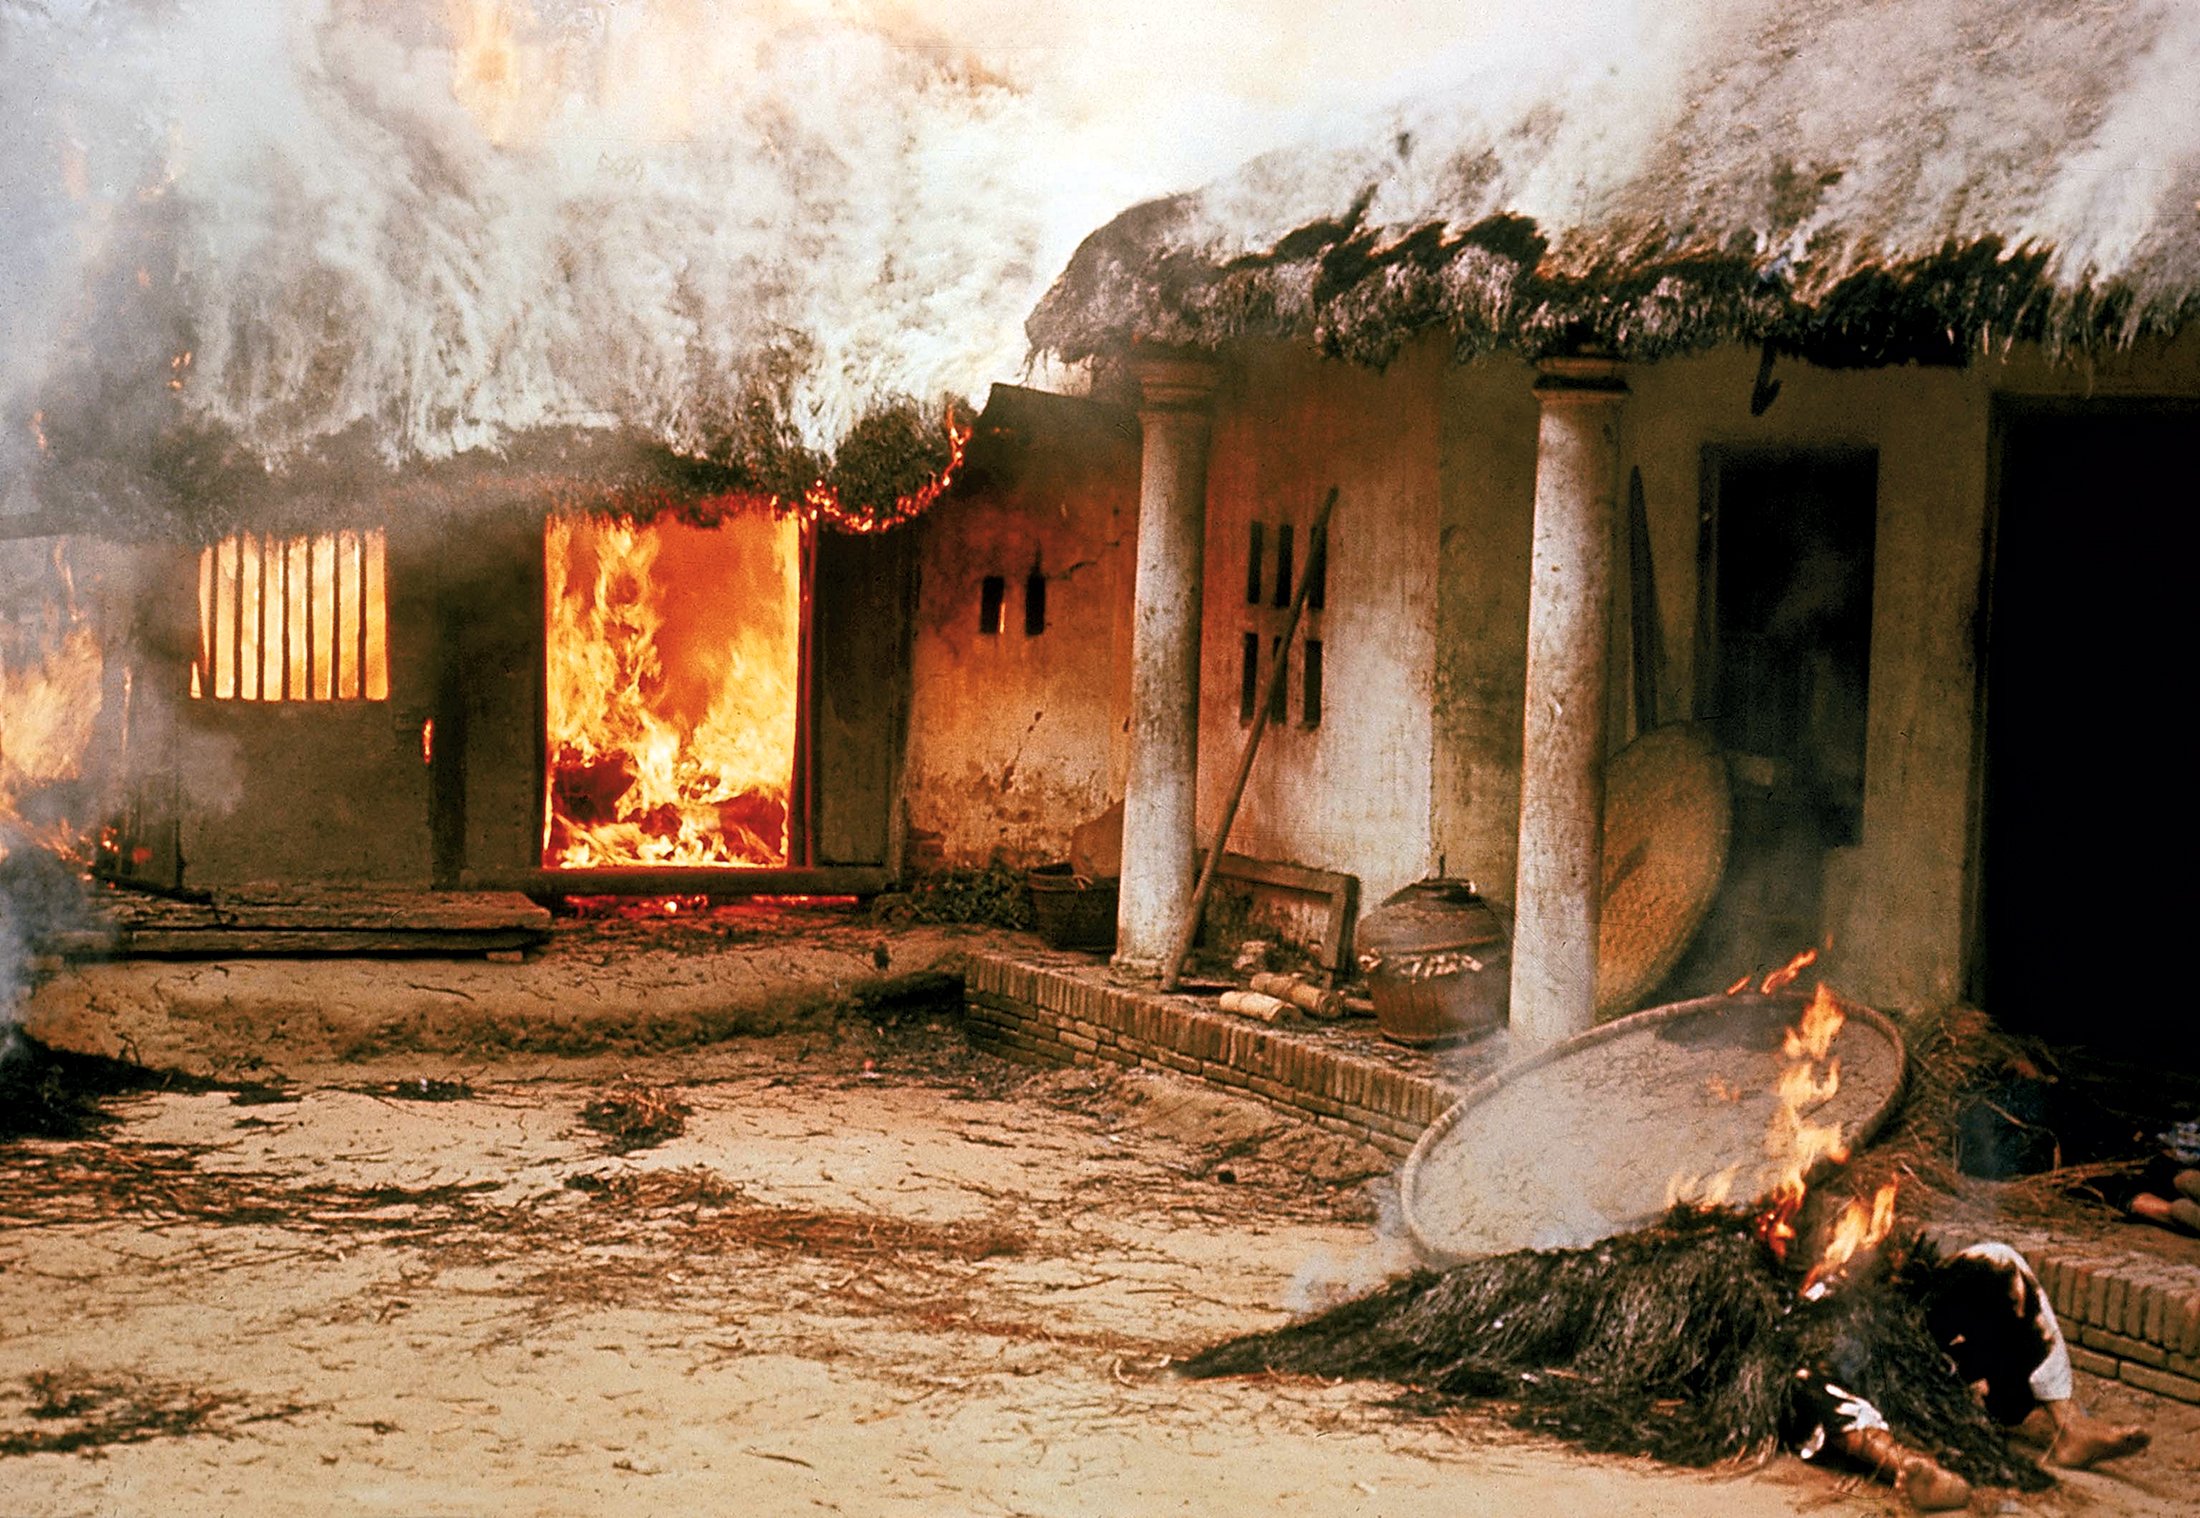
[4,1021,2196,1518]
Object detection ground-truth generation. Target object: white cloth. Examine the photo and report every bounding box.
[1955,1240,2073,1403]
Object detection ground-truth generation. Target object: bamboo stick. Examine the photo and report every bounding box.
[1159,485,1339,991]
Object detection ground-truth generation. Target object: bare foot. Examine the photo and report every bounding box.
[1902,1464,1974,1511]
[1840,1426,1973,1510]
[2048,1414,2151,1469]
[2010,1407,2056,1448]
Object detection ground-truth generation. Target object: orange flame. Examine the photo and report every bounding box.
[538,409,965,870]
[448,0,550,147]
[1,545,104,861]
[1803,1181,1901,1295]
[793,410,972,535]
[544,507,802,869]
[1761,946,1818,996]
[1753,982,1851,1262]
[1785,980,1845,1062]
[554,410,971,537]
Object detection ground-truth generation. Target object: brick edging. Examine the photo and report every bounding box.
[962,952,1454,1156]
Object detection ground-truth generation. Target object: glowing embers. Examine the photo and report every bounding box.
[544,510,802,869]
[192,532,389,701]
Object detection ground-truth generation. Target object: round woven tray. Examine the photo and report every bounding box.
[1399,990,1906,1265]
[1595,723,1732,1020]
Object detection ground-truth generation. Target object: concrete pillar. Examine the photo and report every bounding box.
[1509,355,1627,1049]
[1115,353,1218,972]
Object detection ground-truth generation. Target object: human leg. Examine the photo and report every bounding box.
[1943,1243,2148,1470]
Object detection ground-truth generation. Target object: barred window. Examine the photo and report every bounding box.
[192,530,389,701]
[1239,515,1325,730]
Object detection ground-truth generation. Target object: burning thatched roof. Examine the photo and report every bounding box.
[1028,0,2200,370]
[2,3,1010,539]
[13,401,963,544]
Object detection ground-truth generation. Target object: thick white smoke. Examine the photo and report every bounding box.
[1137,0,2200,323]
[10,1,2187,504]
[1,1,1744,492]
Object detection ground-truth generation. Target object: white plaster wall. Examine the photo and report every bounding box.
[1198,341,1443,909]
[900,330,2198,1009]
[901,415,1139,868]
[1432,353,1541,906]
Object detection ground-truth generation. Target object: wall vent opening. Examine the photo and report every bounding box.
[192,530,388,702]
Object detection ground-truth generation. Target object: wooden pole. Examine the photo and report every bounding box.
[1158,485,1338,991]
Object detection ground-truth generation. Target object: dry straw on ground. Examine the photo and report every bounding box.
[580,1079,692,1152]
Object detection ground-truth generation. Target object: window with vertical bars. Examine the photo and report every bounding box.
[192,530,390,701]
[1239,515,1326,730]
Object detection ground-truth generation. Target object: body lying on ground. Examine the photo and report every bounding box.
[1179,1210,2147,1505]
[1792,1241,2147,1509]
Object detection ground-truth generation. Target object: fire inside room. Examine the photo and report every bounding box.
[543,509,805,872]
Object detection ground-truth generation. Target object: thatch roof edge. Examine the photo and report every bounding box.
[1027,203,2199,372]
[18,402,965,543]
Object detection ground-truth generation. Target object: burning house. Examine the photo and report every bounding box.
[5,0,2195,1052]
[919,0,2200,1055]
[3,3,2199,1506]
[2,2,1030,915]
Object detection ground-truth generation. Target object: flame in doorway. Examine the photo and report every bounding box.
[544,508,803,869]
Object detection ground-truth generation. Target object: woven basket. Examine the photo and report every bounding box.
[1400,991,1907,1264]
[1595,724,1732,1020]
[1026,864,1118,951]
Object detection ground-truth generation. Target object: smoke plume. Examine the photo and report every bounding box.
[3,1,1807,513]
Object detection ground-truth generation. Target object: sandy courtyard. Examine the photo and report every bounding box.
[3,1024,2194,1518]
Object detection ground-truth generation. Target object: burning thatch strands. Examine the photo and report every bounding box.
[580,1080,693,1153]
[1179,1208,2049,1491]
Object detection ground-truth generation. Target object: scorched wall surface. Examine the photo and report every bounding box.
[902,394,1140,869]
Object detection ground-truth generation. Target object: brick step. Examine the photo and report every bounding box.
[963,950,1460,1155]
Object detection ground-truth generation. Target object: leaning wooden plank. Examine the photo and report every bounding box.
[1160,485,1340,992]
[1205,851,1362,980]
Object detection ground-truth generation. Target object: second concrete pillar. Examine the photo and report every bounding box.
[1509,355,1627,1050]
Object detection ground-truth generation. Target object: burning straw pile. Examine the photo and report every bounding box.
[1180,1207,2048,1490]
[1187,968,2052,1492]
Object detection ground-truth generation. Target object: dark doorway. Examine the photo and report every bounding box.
[1680,449,1878,984]
[1978,408,2194,1052]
